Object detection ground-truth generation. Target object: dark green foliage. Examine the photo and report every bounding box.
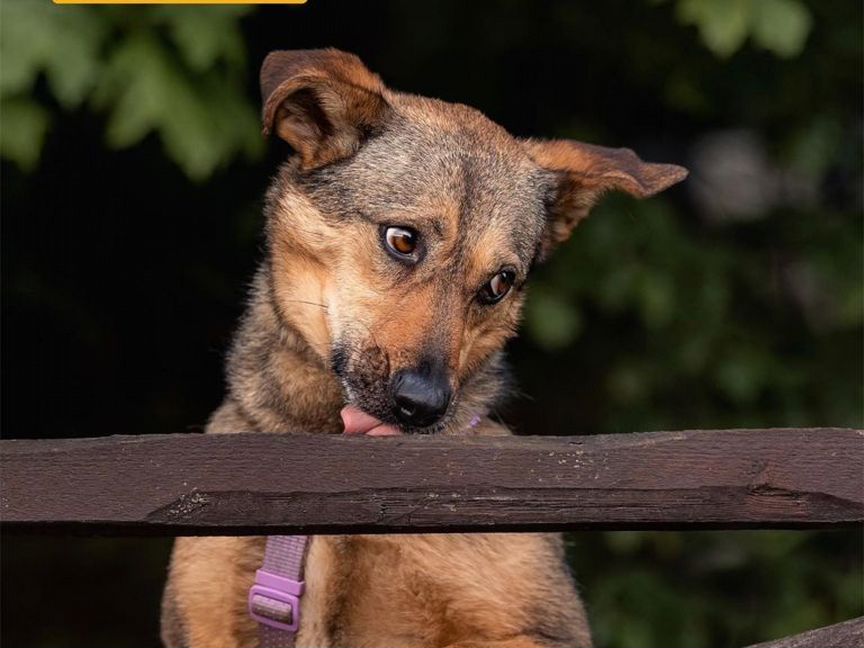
[0,1,261,177]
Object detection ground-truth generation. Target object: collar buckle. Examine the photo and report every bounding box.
[248,569,305,633]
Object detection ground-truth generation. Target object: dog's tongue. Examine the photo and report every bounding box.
[341,405,402,437]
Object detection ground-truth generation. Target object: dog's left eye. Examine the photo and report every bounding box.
[383,226,419,258]
[479,270,515,304]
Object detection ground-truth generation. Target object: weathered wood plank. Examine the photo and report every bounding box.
[743,616,864,648]
[1,428,862,535]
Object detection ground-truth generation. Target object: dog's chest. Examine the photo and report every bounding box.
[294,535,447,647]
[291,533,557,647]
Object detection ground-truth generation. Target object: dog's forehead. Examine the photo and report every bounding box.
[289,95,556,269]
[333,107,551,259]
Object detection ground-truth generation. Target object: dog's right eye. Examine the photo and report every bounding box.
[478,269,516,305]
[383,226,419,259]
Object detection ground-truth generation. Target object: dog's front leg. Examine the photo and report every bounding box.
[161,400,268,648]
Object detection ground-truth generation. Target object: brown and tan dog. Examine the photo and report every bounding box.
[161,49,686,648]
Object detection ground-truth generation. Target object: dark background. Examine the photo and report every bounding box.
[2,1,862,646]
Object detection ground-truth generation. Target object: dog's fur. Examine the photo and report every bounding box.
[161,49,687,648]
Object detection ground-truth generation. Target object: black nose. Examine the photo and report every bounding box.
[390,368,452,428]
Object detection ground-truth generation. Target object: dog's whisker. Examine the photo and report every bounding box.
[282,299,329,310]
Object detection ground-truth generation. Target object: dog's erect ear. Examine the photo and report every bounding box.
[522,139,688,256]
[260,49,391,170]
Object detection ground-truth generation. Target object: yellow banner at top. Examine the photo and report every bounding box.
[54,0,306,4]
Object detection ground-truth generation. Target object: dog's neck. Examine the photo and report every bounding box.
[223,268,508,436]
[224,269,345,434]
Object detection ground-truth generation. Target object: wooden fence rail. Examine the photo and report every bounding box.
[744,616,864,648]
[2,427,862,535]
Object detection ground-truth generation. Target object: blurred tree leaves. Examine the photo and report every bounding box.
[520,0,861,438]
[0,1,107,108]
[674,0,813,58]
[0,1,261,178]
[527,192,862,433]
[570,530,862,648]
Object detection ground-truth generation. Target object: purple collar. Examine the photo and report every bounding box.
[248,536,308,647]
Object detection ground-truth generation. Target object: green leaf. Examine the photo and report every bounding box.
[157,6,250,72]
[677,0,752,58]
[751,0,812,58]
[42,8,108,108]
[0,0,50,95]
[0,97,50,170]
[0,1,107,107]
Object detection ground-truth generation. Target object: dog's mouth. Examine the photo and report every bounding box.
[340,405,403,436]
[334,354,454,435]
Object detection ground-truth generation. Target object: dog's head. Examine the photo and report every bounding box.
[260,49,687,433]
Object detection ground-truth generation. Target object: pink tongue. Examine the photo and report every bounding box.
[340,405,402,437]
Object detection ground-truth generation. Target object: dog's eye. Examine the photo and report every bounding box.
[383,226,418,258]
[479,270,515,304]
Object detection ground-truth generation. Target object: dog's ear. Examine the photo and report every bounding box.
[522,139,688,256]
[260,49,391,170]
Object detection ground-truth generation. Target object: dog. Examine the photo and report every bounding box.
[161,48,687,648]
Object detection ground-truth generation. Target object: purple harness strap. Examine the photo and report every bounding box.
[248,536,309,648]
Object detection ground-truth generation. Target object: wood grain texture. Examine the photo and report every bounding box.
[2,428,862,535]
[743,616,864,648]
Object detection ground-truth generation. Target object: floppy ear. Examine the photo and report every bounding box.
[522,139,688,256]
[260,49,391,170]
